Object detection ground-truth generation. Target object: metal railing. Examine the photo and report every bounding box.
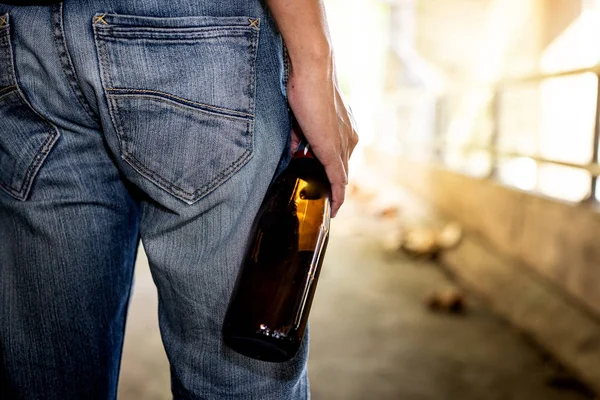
[434,65,600,203]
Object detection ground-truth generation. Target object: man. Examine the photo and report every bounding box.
[0,0,357,398]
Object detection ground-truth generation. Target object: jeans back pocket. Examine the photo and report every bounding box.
[0,13,60,201]
[93,13,260,204]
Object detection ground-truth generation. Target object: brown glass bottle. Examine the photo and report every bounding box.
[223,142,331,362]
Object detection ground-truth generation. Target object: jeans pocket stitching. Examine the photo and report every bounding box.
[121,133,254,203]
[106,89,253,120]
[95,27,254,41]
[94,13,258,31]
[107,94,254,203]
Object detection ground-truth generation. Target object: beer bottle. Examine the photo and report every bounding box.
[223,141,331,362]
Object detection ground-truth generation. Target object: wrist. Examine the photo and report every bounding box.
[286,41,334,77]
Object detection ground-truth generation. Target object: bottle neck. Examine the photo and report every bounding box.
[289,141,329,185]
[293,141,315,160]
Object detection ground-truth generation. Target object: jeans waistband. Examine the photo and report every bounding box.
[0,1,62,5]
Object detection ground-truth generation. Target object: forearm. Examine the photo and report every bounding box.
[266,0,333,75]
[267,0,358,217]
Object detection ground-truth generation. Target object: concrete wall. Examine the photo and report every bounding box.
[370,152,600,317]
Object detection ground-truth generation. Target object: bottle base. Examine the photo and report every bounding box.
[224,333,299,363]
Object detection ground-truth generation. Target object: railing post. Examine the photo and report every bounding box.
[586,74,600,202]
[488,88,501,179]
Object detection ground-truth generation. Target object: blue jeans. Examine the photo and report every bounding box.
[0,1,309,399]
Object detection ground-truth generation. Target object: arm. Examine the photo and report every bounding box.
[267,0,359,218]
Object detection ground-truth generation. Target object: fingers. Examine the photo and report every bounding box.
[323,157,348,218]
[330,182,346,218]
[290,127,302,155]
[331,128,358,217]
[285,72,358,217]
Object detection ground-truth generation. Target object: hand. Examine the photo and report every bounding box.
[287,60,359,218]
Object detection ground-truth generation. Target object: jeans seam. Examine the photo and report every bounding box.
[282,40,290,91]
[0,85,16,99]
[244,21,259,162]
[51,3,100,125]
[94,22,126,154]
[0,27,13,87]
[111,237,139,400]
[248,23,259,122]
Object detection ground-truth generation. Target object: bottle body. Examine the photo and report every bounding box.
[223,148,331,362]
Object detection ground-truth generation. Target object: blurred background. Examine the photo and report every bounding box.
[118,0,600,398]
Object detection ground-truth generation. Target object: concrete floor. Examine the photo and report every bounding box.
[118,200,594,399]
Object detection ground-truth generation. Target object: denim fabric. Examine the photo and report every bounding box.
[0,1,306,399]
